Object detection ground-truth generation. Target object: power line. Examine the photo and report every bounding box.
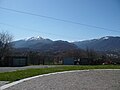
[0,6,120,33]
[0,22,81,40]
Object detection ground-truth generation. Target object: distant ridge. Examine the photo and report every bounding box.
[73,36,120,51]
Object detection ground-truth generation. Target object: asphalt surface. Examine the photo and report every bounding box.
[0,65,56,73]
[3,70,120,90]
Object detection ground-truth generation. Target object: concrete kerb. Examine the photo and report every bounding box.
[0,69,120,90]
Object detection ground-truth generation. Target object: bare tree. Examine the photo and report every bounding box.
[0,31,13,66]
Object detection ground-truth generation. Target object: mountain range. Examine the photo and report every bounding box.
[73,36,120,51]
[12,36,120,52]
[13,36,77,52]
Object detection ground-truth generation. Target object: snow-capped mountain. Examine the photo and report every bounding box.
[12,36,78,51]
[24,36,44,41]
[13,36,53,48]
[73,36,120,51]
[100,36,110,40]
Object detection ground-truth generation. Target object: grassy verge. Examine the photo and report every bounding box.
[0,65,120,82]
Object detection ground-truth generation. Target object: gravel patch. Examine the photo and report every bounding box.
[3,70,120,90]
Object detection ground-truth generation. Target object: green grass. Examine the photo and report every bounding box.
[0,65,120,82]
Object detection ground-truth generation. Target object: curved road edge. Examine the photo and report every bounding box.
[0,69,120,90]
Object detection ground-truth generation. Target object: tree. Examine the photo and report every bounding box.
[0,31,13,66]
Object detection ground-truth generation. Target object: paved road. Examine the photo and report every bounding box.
[0,65,56,73]
[3,70,120,90]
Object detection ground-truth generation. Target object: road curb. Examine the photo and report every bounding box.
[0,69,119,90]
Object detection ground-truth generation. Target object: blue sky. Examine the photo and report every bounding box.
[0,0,120,41]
